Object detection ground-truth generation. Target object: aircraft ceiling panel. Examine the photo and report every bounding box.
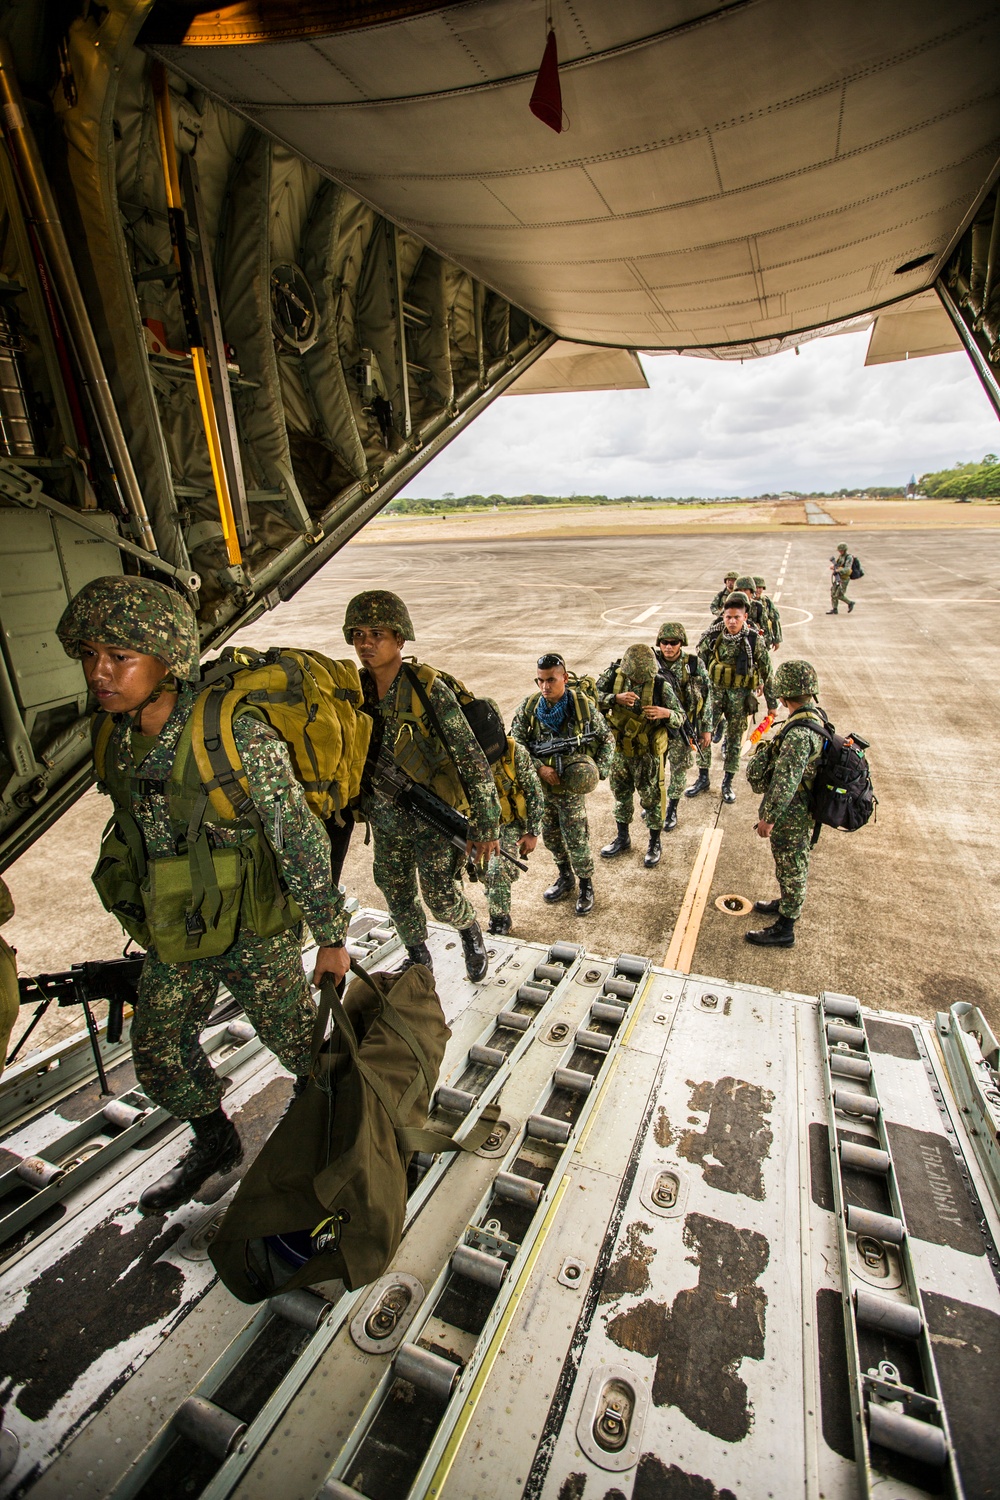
[153,0,1000,352]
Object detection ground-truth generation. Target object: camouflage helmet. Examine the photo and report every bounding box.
[724,591,751,609]
[343,589,414,642]
[657,621,688,646]
[57,575,200,680]
[837,542,848,553]
[558,755,599,795]
[723,566,738,579]
[753,575,766,588]
[774,659,818,699]
[735,574,757,594]
[620,643,658,683]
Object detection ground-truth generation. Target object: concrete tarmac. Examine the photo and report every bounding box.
[5,524,999,1054]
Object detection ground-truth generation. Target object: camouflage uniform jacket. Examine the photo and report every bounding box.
[761,596,783,647]
[709,588,732,616]
[833,552,854,580]
[595,660,683,751]
[758,712,824,824]
[359,666,501,841]
[508,739,545,835]
[653,649,713,736]
[697,623,773,692]
[510,691,614,778]
[100,686,348,946]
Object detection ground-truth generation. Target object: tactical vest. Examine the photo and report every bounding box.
[492,738,529,825]
[745,707,824,797]
[522,687,593,750]
[606,675,671,758]
[91,706,301,965]
[657,652,704,720]
[706,628,761,691]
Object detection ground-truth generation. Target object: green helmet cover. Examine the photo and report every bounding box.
[57,575,201,680]
[657,621,688,645]
[774,659,818,698]
[735,574,757,593]
[558,755,599,794]
[724,591,751,610]
[837,543,848,553]
[343,589,414,642]
[753,575,766,588]
[620,643,658,683]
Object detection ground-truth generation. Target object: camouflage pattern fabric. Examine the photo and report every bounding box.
[665,733,695,797]
[540,787,594,877]
[510,690,614,779]
[697,687,757,775]
[100,686,348,946]
[756,716,824,919]
[831,552,853,608]
[484,741,543,919]
[343,590,414,641]
[654,649,713,736]
[133,927,315,1117]
[609,750,662,827]
[762,595,783,648]
[371,820,475,946]
[57,576,201,680]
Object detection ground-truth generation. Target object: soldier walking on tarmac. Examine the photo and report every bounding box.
[754,577,783,650]
[710,568,739,616]
[481,700,544,936]
[347,591,499,981]
[511,654,613,915]
[744,659,825,947]
[652,623,713,832]
[56,577,352,1215]
[597,643,682,867]
[688,592,774,805]
[829,543,856,614]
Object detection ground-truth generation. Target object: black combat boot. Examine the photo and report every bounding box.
[847,600,855,613]
[600,822,631,859]
[460,921,489,981]
[544,864,576,903]
[685,770,710,798]
[826,608,838,615]
[663,799,678,832]
[488,913,512,936]
[753,898,780,914]
[139,1108,243,1216]
[399,941,434,973]
[721,773,736,804]
[745,915,796,947]
[575,877,594,916]
[644,830,661,868]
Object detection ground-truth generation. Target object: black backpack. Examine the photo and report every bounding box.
[803,714,876,845]
[850,555,864,579]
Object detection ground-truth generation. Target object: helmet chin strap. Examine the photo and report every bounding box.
[129,673,176,731]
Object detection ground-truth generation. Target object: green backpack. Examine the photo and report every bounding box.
[210,961,498,1301]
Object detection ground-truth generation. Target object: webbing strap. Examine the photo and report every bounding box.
[403,662,475,807]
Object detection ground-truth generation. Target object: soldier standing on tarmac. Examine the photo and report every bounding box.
[828,544,856,614]
[481,700,544,936]
[597,644,682,868]
[346,590,499,981]
[744,659,825,948]
[710,569,739,615]
[56,576,351,1215]
[652,623,713,832]
[754,577,783,650]
[511,654,613,916]
[688,592,774,805]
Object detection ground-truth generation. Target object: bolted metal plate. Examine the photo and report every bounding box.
[350,1273,425,1354]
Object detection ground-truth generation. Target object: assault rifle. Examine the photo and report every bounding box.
[368,750,527,873]
[529,727,599,777]
[11,952,146,1093]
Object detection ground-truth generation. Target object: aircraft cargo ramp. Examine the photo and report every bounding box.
[0,918,997,1500]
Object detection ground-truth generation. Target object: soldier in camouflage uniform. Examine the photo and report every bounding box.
[744,659,825,947]
[347,590,500,980]
[511,653,613,915]
[710,569,739,616]
[688,592,774,805]
[481,701,545,935]
[754,577,783,650]
[57,576,350,1215]
[828,543,856,613]
[652,622,713,831]
[597,644,682,868]
[735,574,769,638]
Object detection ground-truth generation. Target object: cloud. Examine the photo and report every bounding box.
[399,331,999,496]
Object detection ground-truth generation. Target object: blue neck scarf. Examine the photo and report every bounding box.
[536,692,569,732]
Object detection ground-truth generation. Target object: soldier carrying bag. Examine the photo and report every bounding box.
[210,960,499,1302]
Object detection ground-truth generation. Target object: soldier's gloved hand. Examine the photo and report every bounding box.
[467,838,500,868]
[517,834,538,857]
[313,943,350,986]
[643,704,671,719]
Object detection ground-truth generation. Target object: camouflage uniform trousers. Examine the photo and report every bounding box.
[831,574,851,608]
[769,803,814,920]
[132,926,315,1119]
[484,820,527,919]
[665,733,694,798]
[372,821,476,948]
[541,787,594,878]
[609,750,662,828]
[697,689,758,776]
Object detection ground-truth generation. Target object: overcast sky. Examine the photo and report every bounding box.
[399,329,999,499]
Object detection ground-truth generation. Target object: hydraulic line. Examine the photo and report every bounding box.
[151,63,242,568]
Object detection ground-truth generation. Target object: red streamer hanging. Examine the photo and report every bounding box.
[529,29,563,133]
